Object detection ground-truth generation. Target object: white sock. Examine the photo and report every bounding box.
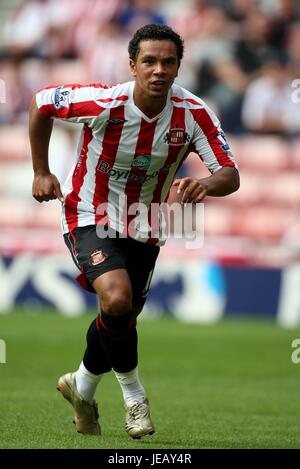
[114,366,146,406]
[75,362,103,404]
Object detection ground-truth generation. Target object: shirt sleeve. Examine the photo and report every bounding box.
[190,104,238,174]
[35,83,110,125]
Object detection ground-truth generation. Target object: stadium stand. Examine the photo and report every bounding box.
[0,0,299,266]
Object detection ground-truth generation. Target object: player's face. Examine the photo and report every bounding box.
[130,40,179,99]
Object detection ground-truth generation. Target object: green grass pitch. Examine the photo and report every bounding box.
[0,310,300,449]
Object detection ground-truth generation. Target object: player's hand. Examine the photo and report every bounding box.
[172,177,208,203]
[32,172,64,203]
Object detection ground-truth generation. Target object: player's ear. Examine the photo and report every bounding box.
[129,59,137,77]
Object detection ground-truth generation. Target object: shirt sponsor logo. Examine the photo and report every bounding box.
[54,86,71,109]
[164,128,190,146]
[97,159,172,183]
[131,154,151,171]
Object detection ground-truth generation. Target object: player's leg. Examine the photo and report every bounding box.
[92,268,137,374]
[76,307,111,403]
[70,226,138,400]
[112,237,160,438]
[57,313,111,434]
[57,227,126,435]
[84,262,155,441]
[64,228,113,382]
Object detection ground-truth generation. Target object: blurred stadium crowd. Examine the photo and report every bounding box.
[0,0,300,265]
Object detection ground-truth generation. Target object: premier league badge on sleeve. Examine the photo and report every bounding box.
[54,86,71,109]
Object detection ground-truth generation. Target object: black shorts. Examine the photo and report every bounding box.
[64,225,160,308]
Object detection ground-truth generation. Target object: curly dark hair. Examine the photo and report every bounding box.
[128,24,184,65]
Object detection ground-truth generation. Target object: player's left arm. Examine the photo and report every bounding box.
[173,166,239,204]
[172,106,240,204]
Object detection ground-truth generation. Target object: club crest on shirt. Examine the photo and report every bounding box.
[164,128,190,146]
[89,250,108,266]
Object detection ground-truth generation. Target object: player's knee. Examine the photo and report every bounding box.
[101,291,132,315]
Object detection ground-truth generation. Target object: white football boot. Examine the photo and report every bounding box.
[125,398,155,439]
[57,372,101,435]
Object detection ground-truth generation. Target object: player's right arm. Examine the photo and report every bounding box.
[29,97,64,203]
[29,82,110,203]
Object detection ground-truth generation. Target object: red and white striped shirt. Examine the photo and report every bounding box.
[36,81,237,245]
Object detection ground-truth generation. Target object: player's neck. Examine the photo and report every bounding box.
[133,89,168,119]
